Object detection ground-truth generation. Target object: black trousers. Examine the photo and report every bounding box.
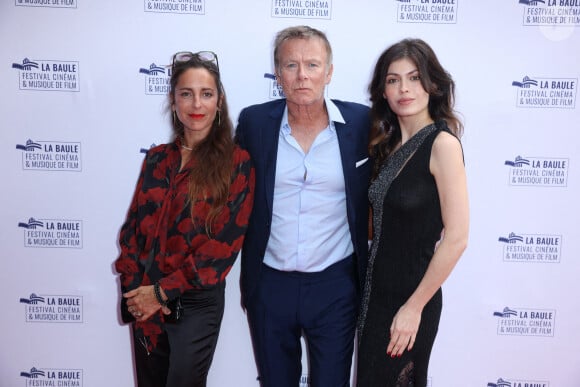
[132,283,225,387]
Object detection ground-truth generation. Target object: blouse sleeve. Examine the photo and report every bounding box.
[114,157,147,293]
[159,149,255,300]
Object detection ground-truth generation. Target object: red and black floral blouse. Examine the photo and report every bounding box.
[115,139,254,349]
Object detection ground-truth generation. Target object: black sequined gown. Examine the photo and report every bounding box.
[357,123,448,387]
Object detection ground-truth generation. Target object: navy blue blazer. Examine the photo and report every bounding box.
[235,98,371,307]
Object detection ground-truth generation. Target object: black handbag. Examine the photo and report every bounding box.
[164,297,184,323]
[120,296,135,323]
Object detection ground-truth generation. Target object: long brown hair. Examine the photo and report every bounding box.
[169,55,234,232]
[368,38,463,178]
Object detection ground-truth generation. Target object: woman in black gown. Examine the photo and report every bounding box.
[357,39,469,386]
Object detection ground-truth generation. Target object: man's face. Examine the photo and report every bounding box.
[276,37,333,107]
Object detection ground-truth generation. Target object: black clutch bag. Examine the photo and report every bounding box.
[164,297,184,323]
[120,296,135,323]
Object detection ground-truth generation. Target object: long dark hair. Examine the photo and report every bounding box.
[168,56,234,231]
[368,38,463,178]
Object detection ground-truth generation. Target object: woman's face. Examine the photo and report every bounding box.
[173,67,220,144]
[383,57,430,122]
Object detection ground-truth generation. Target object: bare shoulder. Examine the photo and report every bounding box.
[432,131,462,158]
[430,131,464,174]
[433,130,461,148]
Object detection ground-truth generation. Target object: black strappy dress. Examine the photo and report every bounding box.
[357,122,449,387]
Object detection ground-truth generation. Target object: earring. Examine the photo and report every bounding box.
[172,111,177,125]
[217,110,221,126]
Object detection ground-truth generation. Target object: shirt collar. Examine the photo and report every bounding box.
[281,97,345,135]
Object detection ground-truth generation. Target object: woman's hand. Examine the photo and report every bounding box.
[124,285,171,322]
[386,303,422,358]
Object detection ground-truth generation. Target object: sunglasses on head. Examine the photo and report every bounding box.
[171,51,219,72]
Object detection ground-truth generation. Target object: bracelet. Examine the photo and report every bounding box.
[153,282,168,307]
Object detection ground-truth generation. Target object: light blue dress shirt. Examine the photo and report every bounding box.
[263,98,354,272]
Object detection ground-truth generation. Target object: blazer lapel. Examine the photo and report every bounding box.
[335,121,355,190]
[335,120,357,229]
[263,102,286,214]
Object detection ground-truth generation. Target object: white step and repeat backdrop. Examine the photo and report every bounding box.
[1,1,579,386]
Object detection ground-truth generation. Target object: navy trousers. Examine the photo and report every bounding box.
[246,256,358,387]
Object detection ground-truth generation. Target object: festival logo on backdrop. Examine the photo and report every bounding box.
[15,0,77,8]
[19,293,83,323]
[498,232,562,263]
[486,377,550,387]
[493,306,555,337]
[12,58,79,92]
[511,75,577,108]
[139,62,170,95]
[264,73,286,99]
[396,0,458,24]
[20,366,83,386]
[16,139,82,172]
[504,155,568,187]
[271,0,332,19]
[18,217,83,248]
[519,0,580,26]
[144,0,205,14]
